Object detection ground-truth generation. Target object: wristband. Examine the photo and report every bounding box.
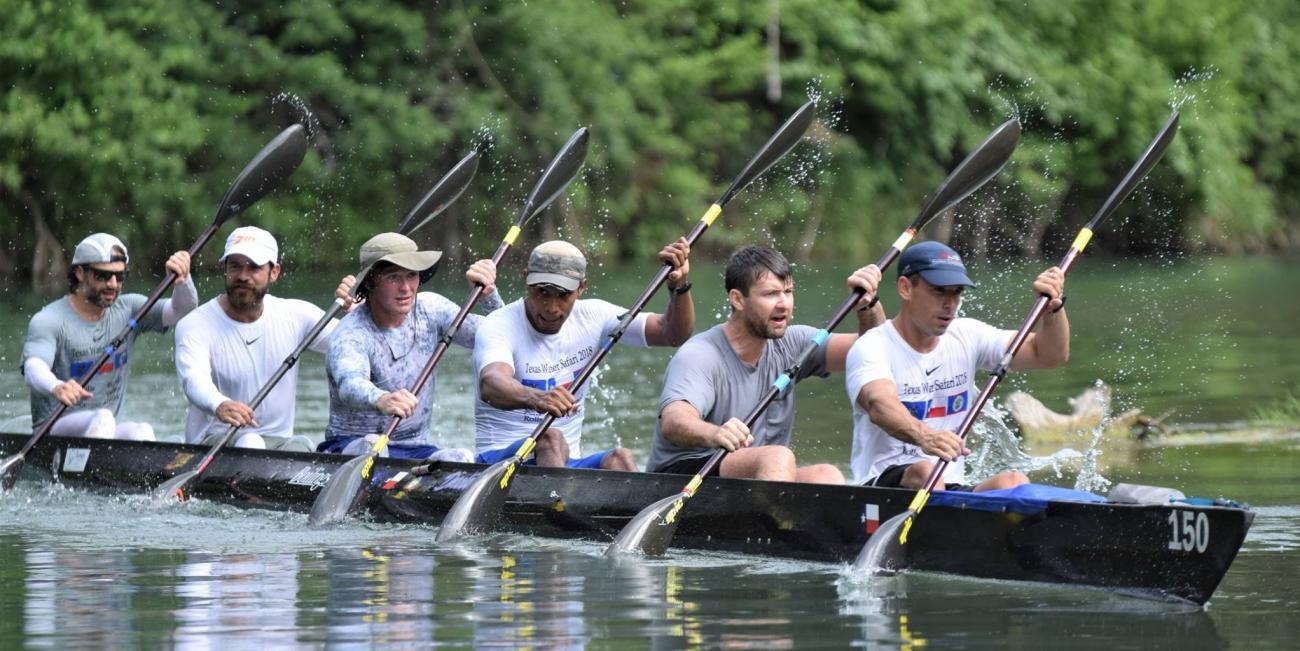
[668,281,692,296]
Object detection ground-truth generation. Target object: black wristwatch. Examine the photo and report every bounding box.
[668,281,692,296]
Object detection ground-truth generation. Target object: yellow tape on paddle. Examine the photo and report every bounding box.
[683,474,703,497]
[663,496,686,525]
[517,437,536,461]
[503,225,522,246]
[361,434,390,479]
[498,437,537,489]
[906,488,930,512]
[897,489,931,544]
[701,204,723,226]
[1071,227,1094,253]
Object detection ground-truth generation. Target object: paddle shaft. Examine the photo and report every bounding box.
[18,221,222,460]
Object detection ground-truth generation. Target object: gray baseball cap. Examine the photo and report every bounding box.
[358,232,442,283]
[71,233,130,266]
[526,240,586,291]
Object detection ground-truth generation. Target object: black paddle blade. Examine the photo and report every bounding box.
[214,123,310,225]
[0,452,24,490]
[397,151,481,235]
[308,453,374,527]
[1085,111,1180,231]
[716,100,817,206]
[910,117,1022,232]
[605,493,685,557]
[853,509,913,573]
[150,469,198,503]
[518,128,590,226]
[434,459,514,543]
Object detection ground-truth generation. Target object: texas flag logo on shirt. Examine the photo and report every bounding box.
[903,391,969,421]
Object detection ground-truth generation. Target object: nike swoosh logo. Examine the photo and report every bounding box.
[244,336,262,345]
[925,365,941,376]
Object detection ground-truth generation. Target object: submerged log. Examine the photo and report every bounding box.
[1006,382,1166,448]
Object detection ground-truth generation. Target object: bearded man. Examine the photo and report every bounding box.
[646,245,884,483]
[174,226,353,450]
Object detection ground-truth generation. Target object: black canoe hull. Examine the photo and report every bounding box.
[1,433,1253,605]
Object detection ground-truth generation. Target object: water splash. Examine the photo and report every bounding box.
[965,395,1111,491]
[271,92,319,137]
[1170,68,1218,112]
[852,512,910,575]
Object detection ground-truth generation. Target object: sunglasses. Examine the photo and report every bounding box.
[86,267,128,283]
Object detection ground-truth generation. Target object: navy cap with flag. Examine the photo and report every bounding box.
[897,241,976,288]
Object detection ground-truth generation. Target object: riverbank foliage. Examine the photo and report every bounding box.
[4,0,1298,289]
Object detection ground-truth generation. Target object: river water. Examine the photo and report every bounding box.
[1,255,1298,648]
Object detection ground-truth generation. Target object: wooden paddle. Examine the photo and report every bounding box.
[0,124,309,491]
[435,101,820,543]
[150,151,480,503]
[307,129,590,527]
[606,117,1023,556]
[854,111,1181,572]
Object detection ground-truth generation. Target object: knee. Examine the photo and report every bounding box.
[341,434,387,457]
[234,432,267,449]
[804,463,845,485]
[86,409,116,439]
[901,462,933,490]
[133,423,156,442]
[537,429,569,456]
[763,446,796,468]
[601,447,637,471]
[753,446,796,481]
[994,471,1029,489]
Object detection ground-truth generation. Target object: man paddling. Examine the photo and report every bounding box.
[846,241,1066,490]
[174,226,355,451]
[21,233,197,440]
[646,245,885,483]
[320,232,503,460]
[473,238,694,470]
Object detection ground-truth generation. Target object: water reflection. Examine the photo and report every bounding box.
[836,567,1224,649]
[0,495,1293,649]
[21,547,145,648]
[314,548,437,647]
[174,553,300,649]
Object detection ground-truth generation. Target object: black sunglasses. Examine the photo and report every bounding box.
[86,267,128,283]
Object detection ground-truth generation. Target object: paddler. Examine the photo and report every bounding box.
[174,226,355,451]
[320,232,502,460]
[645,245,885,483]
[845,241,1066,490]
[21,233,197,440]
[472,238,694,470]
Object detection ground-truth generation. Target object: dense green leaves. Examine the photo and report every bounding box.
[3,0,1298,290]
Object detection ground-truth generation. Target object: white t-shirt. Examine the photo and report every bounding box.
[844,318,1012,485]
[472,298,649,456]
[175,295,335,443]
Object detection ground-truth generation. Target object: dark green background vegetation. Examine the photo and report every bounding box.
[4,0,1298,289]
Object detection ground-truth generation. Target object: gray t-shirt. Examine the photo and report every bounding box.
[647,324,830,472]
[325,290,503,445]
[21,294,169,426]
